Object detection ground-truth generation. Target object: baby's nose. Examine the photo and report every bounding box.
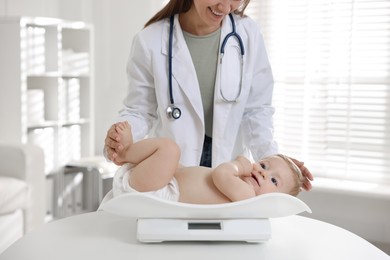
[260,171,268,180]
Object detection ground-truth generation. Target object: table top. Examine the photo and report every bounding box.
[0,212,388,260]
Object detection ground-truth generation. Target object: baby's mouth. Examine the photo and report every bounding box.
[251,172,261,187]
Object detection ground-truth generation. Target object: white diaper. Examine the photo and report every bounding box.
[112,163,180,202]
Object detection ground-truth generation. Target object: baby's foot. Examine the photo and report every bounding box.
[115,121,133,151]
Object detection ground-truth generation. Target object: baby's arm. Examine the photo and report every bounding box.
[211,156,256,202]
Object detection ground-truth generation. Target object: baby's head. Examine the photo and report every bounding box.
[273,154,304,196]
[249,154,304,196]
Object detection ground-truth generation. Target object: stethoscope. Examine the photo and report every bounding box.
[166,13,245,120]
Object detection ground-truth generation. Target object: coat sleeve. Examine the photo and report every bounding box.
[117,31,158,142]
[241,20,279,160]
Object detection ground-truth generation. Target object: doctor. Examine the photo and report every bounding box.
[105,0,313,191]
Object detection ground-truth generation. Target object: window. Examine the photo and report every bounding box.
[249,0,390,183]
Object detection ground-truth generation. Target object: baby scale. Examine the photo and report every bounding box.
[100,192,311,243]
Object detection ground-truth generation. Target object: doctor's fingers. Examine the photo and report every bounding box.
[300,165,314,190]
[104,145,116,161]
[300,167,313,191]
[289,157,314,191]
[104,133,124,161]
[105,146,124,166]
[290,158,314,180]
[105,125,122,146]
[302,178,312,191]
[106,124,119,142]
[105,134,124,152]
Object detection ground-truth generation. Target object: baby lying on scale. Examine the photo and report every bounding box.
[112,121,305,204]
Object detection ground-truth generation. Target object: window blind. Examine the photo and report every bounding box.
[249,0,390,183]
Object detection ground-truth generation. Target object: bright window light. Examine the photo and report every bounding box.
[248,0,390,184]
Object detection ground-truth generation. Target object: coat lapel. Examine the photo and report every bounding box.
[161,15,204,122]
[159,14,242,145]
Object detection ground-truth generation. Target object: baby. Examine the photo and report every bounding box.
[112,121,305,204]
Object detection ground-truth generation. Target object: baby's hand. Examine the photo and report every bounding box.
[235,155,253,176]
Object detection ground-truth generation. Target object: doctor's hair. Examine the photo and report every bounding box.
[144,0,251,28]
[273,154,305,197]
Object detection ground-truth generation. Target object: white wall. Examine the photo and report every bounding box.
[0,0,59,17]
[91,1,163,155]
[298,185,390,254]
[0,0,163,155]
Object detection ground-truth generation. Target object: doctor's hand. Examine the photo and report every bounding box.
[104,123,125,166]
[289,157,314,191]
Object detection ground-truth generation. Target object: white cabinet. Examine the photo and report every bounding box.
[0,17,94,219]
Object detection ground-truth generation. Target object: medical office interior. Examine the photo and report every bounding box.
[0,0,389,256]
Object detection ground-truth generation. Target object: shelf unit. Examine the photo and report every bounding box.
[0,16,94,220]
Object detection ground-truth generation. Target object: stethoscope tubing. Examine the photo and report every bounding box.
[168,15,175,105]
[221,13,245,56]
[167,13,245,120]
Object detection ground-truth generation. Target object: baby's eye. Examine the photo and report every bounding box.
[271,177,278,186]
[260,163,266,169]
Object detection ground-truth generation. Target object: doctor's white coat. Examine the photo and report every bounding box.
[118,14,278,167]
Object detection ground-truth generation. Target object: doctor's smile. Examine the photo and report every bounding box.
[209,8,224,17]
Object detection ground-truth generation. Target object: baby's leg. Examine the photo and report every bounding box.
[129,138,180,192]
[115,122,181,192]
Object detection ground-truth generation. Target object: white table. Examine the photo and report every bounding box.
[0,211,388,260]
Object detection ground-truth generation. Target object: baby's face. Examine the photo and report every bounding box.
[241,156,295,195]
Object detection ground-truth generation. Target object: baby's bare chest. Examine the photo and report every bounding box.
[174,167,230,204]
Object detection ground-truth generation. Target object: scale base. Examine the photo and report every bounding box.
[137,218,271,243]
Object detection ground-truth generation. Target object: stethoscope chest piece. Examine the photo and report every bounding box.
[166,105,181,120]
